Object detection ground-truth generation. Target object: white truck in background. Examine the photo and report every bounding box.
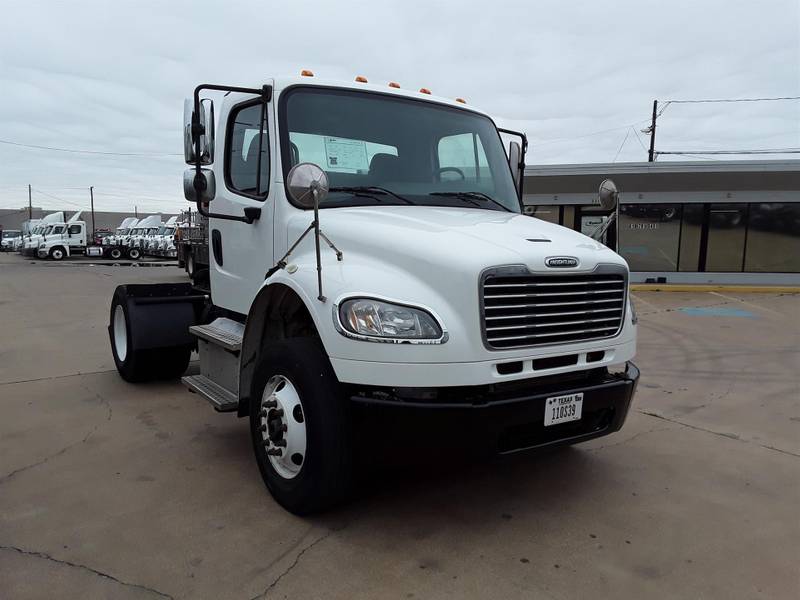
[108,75,638,514]
[147,216,179,257]
[37,212,88,260]
[130,215,163,257]
[1,229,22,251]
[21,212,66,256]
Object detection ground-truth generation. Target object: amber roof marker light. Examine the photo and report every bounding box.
[355,76,368,83]
[455,98,466,104]
[300,69,314,77]
[388,82,401,88]
[419,88,431,94]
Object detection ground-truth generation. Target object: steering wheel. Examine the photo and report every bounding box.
[436,166,465,181]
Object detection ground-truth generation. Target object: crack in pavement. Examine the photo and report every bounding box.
[0,367,119,387]
[637,410,800,458]
[586,426,670,452]
[250,529,335,599]
[0,382,111,484]
[0,545,174,599]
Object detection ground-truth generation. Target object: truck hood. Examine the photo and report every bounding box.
[290,206,623,276]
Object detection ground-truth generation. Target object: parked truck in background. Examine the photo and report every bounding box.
[1,229,21,251]
[37,212,89,260]
[20,212,66,256]
[108,74,638,514]
[175,214,208,280]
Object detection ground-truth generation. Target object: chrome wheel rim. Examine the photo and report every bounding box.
[260,375,306,479]
[113,305,127,361]
[53,249,63,259]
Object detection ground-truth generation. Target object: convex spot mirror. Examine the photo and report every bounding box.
[286,163,329,209]
[598,178,619,210]
[183,98,215,165]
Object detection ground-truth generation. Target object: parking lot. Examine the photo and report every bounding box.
[0,252,798,599]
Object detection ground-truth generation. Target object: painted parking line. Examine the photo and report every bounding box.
[678,306,756,318]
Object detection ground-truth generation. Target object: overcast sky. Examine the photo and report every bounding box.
[1,0,798,213]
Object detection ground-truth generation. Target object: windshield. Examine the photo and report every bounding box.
[280,88,520,212]
[2,231,20,238]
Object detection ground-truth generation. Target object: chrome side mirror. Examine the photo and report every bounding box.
[508,141,523,193]
[598,178,619,210]
[183,168,216,203]
[183,98,215,165]
[286,162,329,209]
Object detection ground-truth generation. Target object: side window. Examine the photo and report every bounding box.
[52,225,65,234]
[68,224,81,234]
[437,132,489,181]
[227,102,269,198]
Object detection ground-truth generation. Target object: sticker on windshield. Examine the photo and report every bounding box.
[324,136,368,171]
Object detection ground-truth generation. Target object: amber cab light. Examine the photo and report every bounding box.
[300,70,314,77]
[388,81,401,88]
[355,76,368,83]
[419,88,431,94]
[455,97,466,104]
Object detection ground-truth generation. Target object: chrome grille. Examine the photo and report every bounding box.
[481,270,626,349]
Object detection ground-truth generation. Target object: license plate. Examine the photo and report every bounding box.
[544,392,584,426]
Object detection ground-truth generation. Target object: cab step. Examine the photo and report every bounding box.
[182,374,238,412]
[189,317,244,352]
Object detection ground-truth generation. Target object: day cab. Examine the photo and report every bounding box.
[108,73,639,514]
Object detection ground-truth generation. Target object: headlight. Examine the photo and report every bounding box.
[337,298,446,343]
[629,297,638,324]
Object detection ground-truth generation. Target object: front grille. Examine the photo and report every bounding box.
[481,269,627,349]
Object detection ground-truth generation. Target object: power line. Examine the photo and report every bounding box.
[533,119,652,147]
[612,128,631,163]
[0,138,182,158]
[656,148,800,156]
[665,96,800,104]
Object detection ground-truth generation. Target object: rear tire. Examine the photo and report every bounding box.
[109,247,123,260]
[186,251,195,278]
[109,287,191,383]
[128,247,141,260]
[249,337,352,515]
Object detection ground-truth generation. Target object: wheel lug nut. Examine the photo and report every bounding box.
[263,400,278,409]
[266,448,282,456]
[274,409,284,417]
[274,439,287,447]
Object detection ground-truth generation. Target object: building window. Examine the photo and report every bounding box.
[226,102,269,198]
[678,204,703,271]
[618,203,682,271]
[744,203,800,272]
[705,203,747,272]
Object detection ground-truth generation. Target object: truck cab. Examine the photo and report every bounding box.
[108,74,638,514]
[38,219,88,260]
[1,229,21,251]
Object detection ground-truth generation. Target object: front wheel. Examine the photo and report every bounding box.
[249,338,352,515]
[49,246,66,261]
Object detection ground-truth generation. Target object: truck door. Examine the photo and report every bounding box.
[209,92,275,314]
[67,223,84,249]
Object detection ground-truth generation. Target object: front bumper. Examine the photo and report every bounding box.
[350,363,639,455]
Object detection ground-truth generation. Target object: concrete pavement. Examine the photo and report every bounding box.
[1,253,798,599]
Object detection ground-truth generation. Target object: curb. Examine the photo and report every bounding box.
[631,284,800,293]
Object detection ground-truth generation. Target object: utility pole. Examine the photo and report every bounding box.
[28,184,32,219]
[648,99,658,162]
[135,205,138,218]
[89,186,96,238]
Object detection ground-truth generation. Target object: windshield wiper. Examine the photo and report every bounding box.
[329,186,415,205]
[429,191,512,213]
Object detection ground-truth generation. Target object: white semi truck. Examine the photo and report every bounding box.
[20,212,66,256]
[108,75,638,514]
[37,212,88,260]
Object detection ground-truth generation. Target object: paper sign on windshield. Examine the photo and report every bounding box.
[324,137,368,171]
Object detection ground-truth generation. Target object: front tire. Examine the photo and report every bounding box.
[49,246,66,261]
[109,287,191,382]
[249,338,352,515]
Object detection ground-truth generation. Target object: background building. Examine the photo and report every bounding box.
[524,160,800,284]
